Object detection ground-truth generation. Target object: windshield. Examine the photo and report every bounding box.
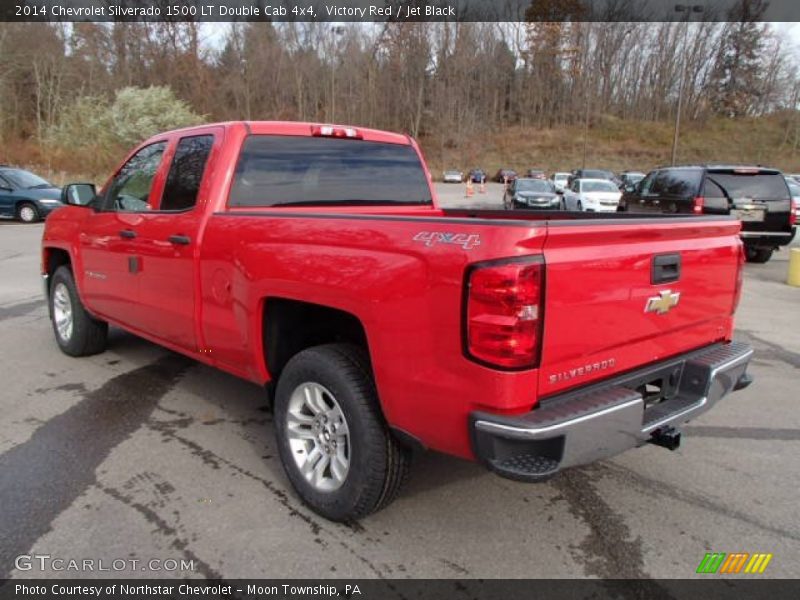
[704,173,789,200]
[1,168,52,189]
[582,180,618,193]
[229,135,432,207]
[553,174,569,181]
[517,179,553,193]
[785,178,800,197]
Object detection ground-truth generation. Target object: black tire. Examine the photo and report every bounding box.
[49,266,108,356]
[745,246,774,264]
[274,343,410,521]
[17,202,39,223]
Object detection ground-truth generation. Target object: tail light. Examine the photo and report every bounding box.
[790,198,797,226]
[311,125,362,139]
[732,242,745,314]
[693,196,705,214]
[465,258,544,369]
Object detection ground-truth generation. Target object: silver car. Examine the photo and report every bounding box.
[443,169,463,183]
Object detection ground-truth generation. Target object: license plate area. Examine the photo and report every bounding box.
[732,207,765,221]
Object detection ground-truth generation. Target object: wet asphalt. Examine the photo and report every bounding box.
[0,184,798,581]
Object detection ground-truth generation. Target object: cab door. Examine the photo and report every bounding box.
[77,141,168,326]
[132,130,219,352]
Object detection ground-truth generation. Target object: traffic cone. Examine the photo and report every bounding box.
[465,178,474,198]
[479,177,486,194]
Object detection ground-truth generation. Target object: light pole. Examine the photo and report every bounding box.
[671,4,704,166]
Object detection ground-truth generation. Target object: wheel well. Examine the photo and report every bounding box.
[44,248,71,292]
[263,298,369,379]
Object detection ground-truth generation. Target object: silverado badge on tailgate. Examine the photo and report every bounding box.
[645,289,680,315]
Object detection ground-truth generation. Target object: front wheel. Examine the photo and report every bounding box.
[745,246,774,264]
[49,266,108,356]
[274,344,410,521]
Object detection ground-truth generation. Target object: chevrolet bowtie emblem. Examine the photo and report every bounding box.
[645,290,680,315]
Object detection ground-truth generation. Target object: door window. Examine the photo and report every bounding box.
[160,135,214,211]
[102,142,167,212]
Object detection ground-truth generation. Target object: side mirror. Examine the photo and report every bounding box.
[62,183,96,207]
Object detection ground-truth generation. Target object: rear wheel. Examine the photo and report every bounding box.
[745,246,774,264]
[274,343,410,521]
[49,266,108,356]
[17,202,39,223]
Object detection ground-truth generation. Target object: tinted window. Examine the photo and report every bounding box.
[1,168,51,189]
[704,173,789,200]
[229,136,432,207]
[161,135,214,211]
[104,142,167,212]
[651,169,701,196]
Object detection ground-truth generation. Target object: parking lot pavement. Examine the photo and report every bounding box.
[0,206,798,580]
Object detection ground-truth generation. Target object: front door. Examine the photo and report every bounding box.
[78,141,168,327]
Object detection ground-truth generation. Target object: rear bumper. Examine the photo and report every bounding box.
[740,227,796,246]
[471,342,753,482]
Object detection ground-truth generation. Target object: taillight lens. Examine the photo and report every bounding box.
[466,259,544,369]
[693,196,705,214]
[732,242,745,314]
[790,199,797,226]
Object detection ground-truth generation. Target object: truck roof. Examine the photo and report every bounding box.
[151,121,412,146]
[657,164,782,174]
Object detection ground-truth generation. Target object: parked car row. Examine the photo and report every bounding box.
[503,177,623,212]
[503,164,797,264]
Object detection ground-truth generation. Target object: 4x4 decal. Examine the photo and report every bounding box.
[413,231,481,250]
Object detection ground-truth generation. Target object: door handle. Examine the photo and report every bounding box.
[168,234,191,245]
[651,253,681,284]
[119,229,136,239]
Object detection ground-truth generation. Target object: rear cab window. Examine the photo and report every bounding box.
[228,135,432,208]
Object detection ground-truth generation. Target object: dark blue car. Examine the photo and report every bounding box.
[0,166,64,222]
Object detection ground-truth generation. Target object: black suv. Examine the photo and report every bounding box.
[620,165,796,263]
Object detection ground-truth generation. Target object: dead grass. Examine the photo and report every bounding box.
[422,113,800,176]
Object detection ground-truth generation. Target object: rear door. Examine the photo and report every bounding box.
[538,217,742,396]
[702,169,792,235]
[133,129,220,351]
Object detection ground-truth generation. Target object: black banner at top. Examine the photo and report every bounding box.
[2,0,800,23]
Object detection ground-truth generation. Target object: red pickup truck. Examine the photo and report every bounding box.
[42,121,753,521]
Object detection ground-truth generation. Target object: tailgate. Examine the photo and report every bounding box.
[539,217,742,396]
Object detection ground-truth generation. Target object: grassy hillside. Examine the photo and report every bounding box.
[423,112,800,176]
